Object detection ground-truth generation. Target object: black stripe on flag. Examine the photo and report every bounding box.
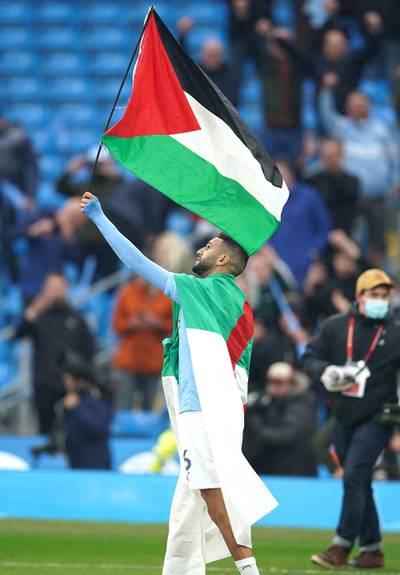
[153,11,283,189]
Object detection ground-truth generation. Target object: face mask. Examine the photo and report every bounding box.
[364,298,389,319]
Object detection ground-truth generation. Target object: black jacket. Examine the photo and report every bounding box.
[243,388,318,477]
[302,306,400,426]
[15,302,95,391]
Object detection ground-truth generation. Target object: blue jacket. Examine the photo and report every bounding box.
[269,182,332,287]
[64,393,112,470]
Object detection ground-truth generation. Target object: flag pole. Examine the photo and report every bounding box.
[87,6,155,194]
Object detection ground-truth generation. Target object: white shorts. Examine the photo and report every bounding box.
[178,411,220,490]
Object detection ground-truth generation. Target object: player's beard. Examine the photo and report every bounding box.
[192,255,213,276]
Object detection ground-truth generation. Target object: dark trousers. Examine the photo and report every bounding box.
[333,419,392,548]
[34,386,64,435]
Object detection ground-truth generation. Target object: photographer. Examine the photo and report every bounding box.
[303,269,399,569]
[62,354,113,470]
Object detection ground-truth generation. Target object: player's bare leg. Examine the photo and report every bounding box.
[201,488,260,574]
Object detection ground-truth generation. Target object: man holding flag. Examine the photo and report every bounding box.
[81,7,288,574]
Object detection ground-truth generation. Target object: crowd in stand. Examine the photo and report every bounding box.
[1,0,400,476]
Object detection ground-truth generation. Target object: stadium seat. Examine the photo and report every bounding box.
[240,78,262,105]
[36,180,66,209]
[0,27,33,50]
[45,78,90,102]
[360,79,391,106]
[39,155,63,181]
[31,129,55,155]
[237,104,263,131]
[36,28,79,51]
[80,4,124,25]
[88,52,128,77]
[56,128,99,155]
[0,2,31,24]
[185,26,228,55]
[55,104,101,129]
[0,51,37,75]
[93,78,131,104]
[35,3,77,25]
[188,3,228,27]
[0,77,43,102]
[41,52,86,76]
[83,27,132,52]
[5,103,50,130]
[111,410,167,438]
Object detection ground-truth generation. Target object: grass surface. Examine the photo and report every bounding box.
[0,520,398,575]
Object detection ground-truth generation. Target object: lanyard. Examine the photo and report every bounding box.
[346,316,384,364]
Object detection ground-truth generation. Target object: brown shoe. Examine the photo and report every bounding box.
[350,551,384,569]
[311,545,350,568]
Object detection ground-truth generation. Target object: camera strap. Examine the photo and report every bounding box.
[346,316,384,365]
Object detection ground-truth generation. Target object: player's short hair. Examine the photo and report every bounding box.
[218,233,249,277]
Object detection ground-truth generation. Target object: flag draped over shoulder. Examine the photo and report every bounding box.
[102,8,289,255]
[161,274,278,571]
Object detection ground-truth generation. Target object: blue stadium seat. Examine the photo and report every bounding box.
[111,410,167,438]
[55,104,101,129]
[237,104,263,131]
[0,27,34,50]
[32,129,55,155]
[56,128,99,155]
[188,3,228,27]
[36,181,66,209]
[0,77,43,101]
[93,78,131,104]
[5,103,50,130]
[39,155,62,181]
[0,51,37,75]
[41,52,86,76]
[0,2,31,24]
[186,26,228,54]
[360,79,391,106]
[83,27,131,52]
[80,4,124,25]
[89,52,128,77]
[35,3,77,24]
[240,78,262,105]
[36,28,79,51]
[45,78,89,102]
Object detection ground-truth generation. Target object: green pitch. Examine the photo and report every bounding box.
[0,520,399,575]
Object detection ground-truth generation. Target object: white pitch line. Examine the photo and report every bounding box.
[0,562,397,575]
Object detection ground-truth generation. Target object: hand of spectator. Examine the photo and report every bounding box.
[272,27,293,41]
[324,0,340,17]
[24,293,52,321]
[333,466,344,479]
[66,155,87,175]
[27,218,55,238]
[389,432,400,453]
[255,18,273,38]
[322,72,339,90]
[303,262,328,296]
[331,289,351,313]
[176,16,194,35]
[63,392,81,410]
[328,229,361,259]
[363,11,383,34]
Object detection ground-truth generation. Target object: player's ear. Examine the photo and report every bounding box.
[217,253,230,267]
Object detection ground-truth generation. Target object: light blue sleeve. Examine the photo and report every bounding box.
[319,89,342,136]
[83,197,178,299]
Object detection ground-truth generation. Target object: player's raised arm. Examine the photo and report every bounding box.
[80,192,171,293]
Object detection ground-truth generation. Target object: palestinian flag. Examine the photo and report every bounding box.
[102,8,288,255]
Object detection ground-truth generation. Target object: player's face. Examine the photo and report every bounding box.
[192,237,224,276]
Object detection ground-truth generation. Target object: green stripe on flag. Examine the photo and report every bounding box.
[102,134,279,255]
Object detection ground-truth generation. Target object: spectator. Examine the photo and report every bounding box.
[276,15,382,113]
[0,111,38,282]
[15,272,95,434]
[303,268,399,568]
[112,275,173,410]
[269,161,332,289]
[62,353,112,470]
[304,230,368,325]
[177,18,239,106]
[57,147,124,278]
[255,27,306,164]
[306,138,360,236]
[227,0,272,78]
[319,83,400,264]
[243,362,318,477]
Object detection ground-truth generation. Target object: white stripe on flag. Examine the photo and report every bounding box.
[171,93,289,221]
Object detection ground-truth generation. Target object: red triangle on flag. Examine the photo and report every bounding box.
[105,13,201,138]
